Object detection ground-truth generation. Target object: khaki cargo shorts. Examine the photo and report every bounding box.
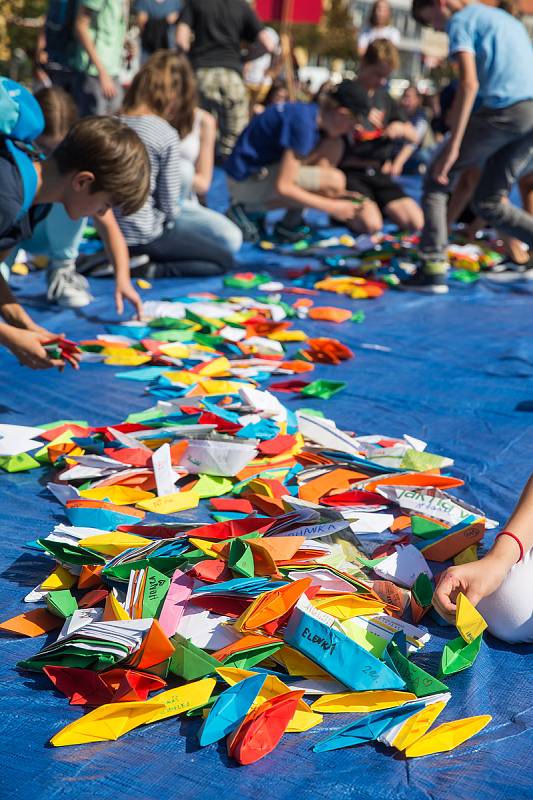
[227,163,322,212]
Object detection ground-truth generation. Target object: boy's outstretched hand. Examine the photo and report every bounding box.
[1,327,66,370]
[115,279,144,320]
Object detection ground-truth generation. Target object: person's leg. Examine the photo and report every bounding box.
[362,172,422,232]
[195,68,220,121]
[473,130,533,247]
[176,160,196,209]
[105,78,124,115]
[421,105,533,259]
[178,201,243,258]
[305,136,345,168]
[219,69,249,160]
[518,169,533,214]
[384,198,424,231]
[129,218,233,277]
[74,72,112,116]
[478,545,533,643]
[304,166,346,198]
[447,167,481,229]
[346,201,383,234]
[17,205,91,307]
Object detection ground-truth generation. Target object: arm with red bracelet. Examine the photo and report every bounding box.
[433,473,533,622]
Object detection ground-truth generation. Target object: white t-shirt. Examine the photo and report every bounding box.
[358,25,401,53]
[243,27,280,86]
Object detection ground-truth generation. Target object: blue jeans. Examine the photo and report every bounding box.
[2,204,85,273]
[129,200,243,277]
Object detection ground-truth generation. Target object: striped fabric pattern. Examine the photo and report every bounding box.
[115,114,182,245]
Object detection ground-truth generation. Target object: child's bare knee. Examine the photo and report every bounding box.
[361,204,383,233]
[321,168,346,197]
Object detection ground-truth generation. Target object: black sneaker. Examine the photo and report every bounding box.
[399,259,450,294]
[273,221,313,244]
[226,204,266,243]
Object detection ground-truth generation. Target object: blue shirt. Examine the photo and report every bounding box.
[225,102,320,181]
[447,4,533,109]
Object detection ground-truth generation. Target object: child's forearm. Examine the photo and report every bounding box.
[0,273,17,309]
[394,144,415,168]
[94,213,130,285]
[275,181,339,216]
[478,472,533,579]
[493,473,533,562]
[448,83,478,150]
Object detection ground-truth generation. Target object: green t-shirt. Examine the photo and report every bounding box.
[73,0,128,78]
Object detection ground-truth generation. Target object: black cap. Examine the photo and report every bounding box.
[331,79,370,117]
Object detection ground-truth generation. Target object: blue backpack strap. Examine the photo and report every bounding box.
[5,140,39,222]
[0,78,45,221]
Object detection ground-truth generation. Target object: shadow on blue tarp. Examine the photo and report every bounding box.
[0,171,532,800]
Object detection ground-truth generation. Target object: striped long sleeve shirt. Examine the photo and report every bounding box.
[115,114,182,246]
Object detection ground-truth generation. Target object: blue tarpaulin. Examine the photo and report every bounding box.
[1,175,533,800]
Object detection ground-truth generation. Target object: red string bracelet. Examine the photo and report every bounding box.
[495,530,524,563]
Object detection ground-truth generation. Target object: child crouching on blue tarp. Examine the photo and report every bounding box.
[224,80,372,243]
[2,87,144,317]
[0,81,149,370]
[434,473,533,643]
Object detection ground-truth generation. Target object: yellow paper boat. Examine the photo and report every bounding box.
[392,701,447,751]
[456,593,487,643]
[312,595,385,620]
[136,490,199,514]
[79,486,155,506]
[405,714,492,757]
[50,700,166,747]
[310,690,416,714]
[40,565,77,591]
[79,531,153,556]
[147,679,216,722]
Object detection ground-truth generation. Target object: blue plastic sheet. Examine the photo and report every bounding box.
[1,174,533,800]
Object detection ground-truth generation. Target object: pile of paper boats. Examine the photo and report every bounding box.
[0,292,493,763]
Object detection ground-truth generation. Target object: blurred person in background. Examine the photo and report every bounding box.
[72,0,129,116]
[388,84,435,175]
[357,0,401,58]
[176,0,275,160]
[34,0,78,93]
[135,0,182,62]
[243,27,281,113]
[251,80,289,116]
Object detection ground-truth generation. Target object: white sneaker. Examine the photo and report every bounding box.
[47,261,93,308]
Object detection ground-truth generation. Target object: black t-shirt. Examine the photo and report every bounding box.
[0,153,50,253]
[340,84,406,167]
[180,0,263,73]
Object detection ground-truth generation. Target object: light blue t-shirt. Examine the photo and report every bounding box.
[447,3,533,109]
